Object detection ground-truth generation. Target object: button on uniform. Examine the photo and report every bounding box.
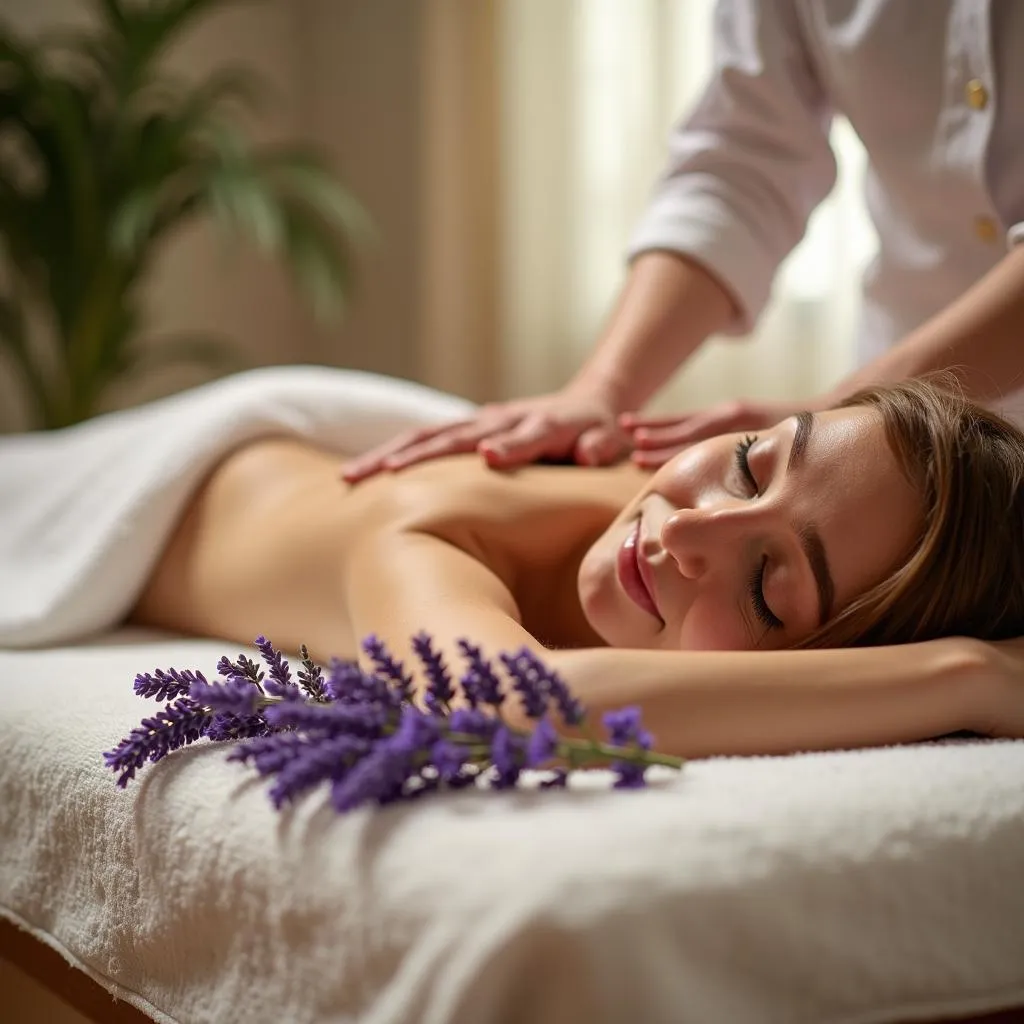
[974,216,999,243]
[965,78,989,110]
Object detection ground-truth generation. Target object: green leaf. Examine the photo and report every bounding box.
[260,148,373,240]
[278,199,352,322]
[204,163,285,251]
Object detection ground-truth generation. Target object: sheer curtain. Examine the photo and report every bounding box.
[497,0,877,412]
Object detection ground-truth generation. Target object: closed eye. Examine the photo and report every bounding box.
[734,435,760,495]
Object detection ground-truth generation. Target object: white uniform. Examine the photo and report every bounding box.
[629,0,1024,412]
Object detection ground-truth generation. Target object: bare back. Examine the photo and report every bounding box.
[132,438,648,661]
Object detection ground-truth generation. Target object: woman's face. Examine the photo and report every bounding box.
[578,407,922,651]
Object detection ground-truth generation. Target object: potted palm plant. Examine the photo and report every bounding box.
[0,0,366,429]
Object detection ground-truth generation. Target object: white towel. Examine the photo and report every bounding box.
[1,634,1023,1024]
[0,366,474,647]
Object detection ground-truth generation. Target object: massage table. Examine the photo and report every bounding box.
[2,368,1023,1023]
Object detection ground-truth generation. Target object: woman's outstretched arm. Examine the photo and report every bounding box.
[543,642,997,760]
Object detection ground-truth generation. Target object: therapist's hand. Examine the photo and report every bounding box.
[340,386,631,482]
[622,397,810,468]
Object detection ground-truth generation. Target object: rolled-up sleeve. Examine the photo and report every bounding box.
[628,0,837,333]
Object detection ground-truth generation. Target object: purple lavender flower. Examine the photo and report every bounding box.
[326,657,398,708]
[395,705,443,751]
[602,706,654,789]
[329,707,441,811]
[263,699,387,737]
[103,698,212,787]
[602,707,653,750]
[362,635,414,703]
[532,658,585,727]
[431,739,468,781]
[448,707,499,739]
[133,667,207,702]
[228,732,308,775]
[330,738,414,812]
[297,644,327,702]
[490,726,525,789]
[189,676,260,718]
[526,717,558,767]
[498,649,549,719]
[506,647,584,726]
[456,639,503,708]
[217,653,264,689]
[254,635,302,700]
[268,734,371,808]
[207,712,269,743]
[411,631,454,713]
[108,632,682,806]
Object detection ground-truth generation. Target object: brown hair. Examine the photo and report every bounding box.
[800,376,1024,649]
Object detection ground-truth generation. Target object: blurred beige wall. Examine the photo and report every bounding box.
[0,0,471,430]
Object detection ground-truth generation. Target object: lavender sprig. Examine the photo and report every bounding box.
[412,631,454,713]
[255,634,301,700]
[297,644,327,701]
[105,634,684,809]
[362,635,414,703]
[104,698,212,787]
[133,667,207,702]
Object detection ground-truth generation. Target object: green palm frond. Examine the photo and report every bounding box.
[0,0,365,429]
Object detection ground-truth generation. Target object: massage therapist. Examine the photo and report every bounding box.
[344,0,1024,481]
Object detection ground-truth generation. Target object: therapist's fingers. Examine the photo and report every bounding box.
[379,423,500,471]
[630,444,687,469]
[478,414,581,467]
[628,412,728,450]
[341,420,477,481]
[618,411,694,430]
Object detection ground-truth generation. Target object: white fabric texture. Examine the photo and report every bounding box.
[629,0,1024,365]
[0,365,475,648]
[1,632,1023,1024]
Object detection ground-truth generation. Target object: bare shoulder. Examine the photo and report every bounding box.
[350,453,648,530]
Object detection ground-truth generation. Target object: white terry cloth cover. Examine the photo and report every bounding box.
[0,366,474,648]
[0,633,1023,1024]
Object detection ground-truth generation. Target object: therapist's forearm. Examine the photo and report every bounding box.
[569,251,739,412]
[826,244,1024,405]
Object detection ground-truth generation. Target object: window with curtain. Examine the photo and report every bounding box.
[497,0,878,413]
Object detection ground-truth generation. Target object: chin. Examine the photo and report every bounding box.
[577,574,644,649]
[577,555,621,645]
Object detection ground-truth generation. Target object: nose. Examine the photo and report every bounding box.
[660,503,778,580]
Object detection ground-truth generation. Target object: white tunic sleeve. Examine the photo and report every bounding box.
[628,0,837,333]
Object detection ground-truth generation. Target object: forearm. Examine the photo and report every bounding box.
[546,639,986,759]
[825,244,1024,406]
[570,251,739,412]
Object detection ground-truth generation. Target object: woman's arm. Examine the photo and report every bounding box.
[343,528,545,677]
[542,641,993,759]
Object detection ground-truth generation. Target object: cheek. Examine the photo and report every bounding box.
[650,444,723,504]
[676,592,750,651]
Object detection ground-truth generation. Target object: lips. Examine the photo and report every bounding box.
[617,519,661,620]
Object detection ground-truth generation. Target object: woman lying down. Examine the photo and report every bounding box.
[131,374,1024,758]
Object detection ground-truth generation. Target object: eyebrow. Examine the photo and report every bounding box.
[786,411,835,626]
